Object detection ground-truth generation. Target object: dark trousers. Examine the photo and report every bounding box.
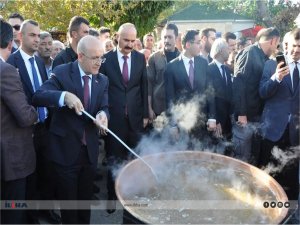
[1,178,27,224]
[53,146,96,224]
[26,123,53,222]
[258,127,299,200]
[106,117,141,200]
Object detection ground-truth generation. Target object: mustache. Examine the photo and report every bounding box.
[125,46,133,50]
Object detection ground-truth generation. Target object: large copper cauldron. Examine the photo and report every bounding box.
[115,151,288,224]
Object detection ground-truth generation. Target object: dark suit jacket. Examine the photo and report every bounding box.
[99,49,148,132]
[7,49,48,104]
[165,55,216,121]
[32,61,109,166]
[0,60,38,181]
[207,62,233,134]
[259,59,299,146]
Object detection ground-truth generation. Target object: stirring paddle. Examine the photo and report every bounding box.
[82,110,159,181]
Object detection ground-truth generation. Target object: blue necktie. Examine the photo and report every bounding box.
[29,57,46,122]
[293,62,299,92]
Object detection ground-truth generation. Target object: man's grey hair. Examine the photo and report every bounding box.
[39,31,52,40]
[210,38,228,59]
[77,35,101,53]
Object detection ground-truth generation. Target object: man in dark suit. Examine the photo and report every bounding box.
[165,29,216,142]
[99,23,148,213]
[52,16,89,69]
[0,19,38,225]
[6,19,60,223]
[32,35,109,224]
[207,38,233,139]
[259,28,300,201]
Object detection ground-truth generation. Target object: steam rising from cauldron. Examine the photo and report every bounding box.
[263,146,300,175]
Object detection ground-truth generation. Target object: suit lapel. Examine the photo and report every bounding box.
[112,50,125,89]
[70,61,84,105]
[194,57,205,91]
[178,58,192,90]
[283,74,293,94]
[128,51,136,89]
[15,51,34,94]
[35,56,48,82]
[90,75,104,114]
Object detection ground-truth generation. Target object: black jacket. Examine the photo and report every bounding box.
[232,43,269,121]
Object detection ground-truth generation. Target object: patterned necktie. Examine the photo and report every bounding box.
[122,55,129,85]
[221,65,227,86]
[83,75,90,110]
[293,62,299,92]
[189,59,194,89]
[29,57,46,122]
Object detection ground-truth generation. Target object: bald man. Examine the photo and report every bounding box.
[99,23,148,213]
[32,35,109,224]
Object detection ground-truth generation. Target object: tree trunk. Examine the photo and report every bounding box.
[256,0,273,27]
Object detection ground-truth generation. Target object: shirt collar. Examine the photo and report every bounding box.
[286,55,300,64]
[19,48,35,62]
[78,64,92,79]
[213,59,223,68]
[117,48,131,60]
[180,53,194,63]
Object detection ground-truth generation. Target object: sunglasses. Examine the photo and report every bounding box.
[12,25,21,31]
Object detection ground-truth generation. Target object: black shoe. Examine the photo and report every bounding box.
[40,210,61,224]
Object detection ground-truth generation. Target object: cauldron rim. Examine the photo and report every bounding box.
[115,151,289,224]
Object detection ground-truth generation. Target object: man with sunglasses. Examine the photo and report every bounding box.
[8,12,24,53]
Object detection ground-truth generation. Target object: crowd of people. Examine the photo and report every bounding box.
[0,12,299,224]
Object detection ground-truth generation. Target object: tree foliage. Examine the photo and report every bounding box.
[0,0,298,38]
[0,0,173,37]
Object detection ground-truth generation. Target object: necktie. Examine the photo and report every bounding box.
[82,75,90,145]
[189,59,194,89]
[293,62,299,92]
[29,57,46,122]
[83,75,90,110]
[122,56,129,85]
[221,65,227,86]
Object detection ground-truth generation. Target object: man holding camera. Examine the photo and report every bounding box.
[258,28,299,201]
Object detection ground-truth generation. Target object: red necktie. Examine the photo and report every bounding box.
[122,56,129,86]
[83,75,90,110]
[82,75,90,145]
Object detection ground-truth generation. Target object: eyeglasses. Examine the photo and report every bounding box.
[82,52,106,64]
[190,41,201,45]
[12,25,21,31]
